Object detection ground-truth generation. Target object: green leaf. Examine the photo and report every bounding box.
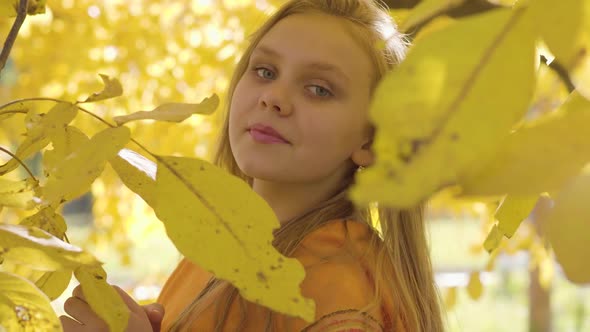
[0,272,61,332]
[351,7,536,208]
[74,266,130,332]
[42,126,130,204]
[113,94,219,125]
[400,0,466,33]
[531,0,590,99]
[81,74,123,103]
[460,92,590,195]
[109,149,157,207]
[543,173,590,283]
[151,156,315,322]
[0,102,78,175]
[0,224,99,271]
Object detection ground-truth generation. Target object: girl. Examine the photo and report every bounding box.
[60,0,444,331]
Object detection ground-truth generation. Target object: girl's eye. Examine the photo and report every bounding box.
[255,67,276,80]
[307,85,333,98]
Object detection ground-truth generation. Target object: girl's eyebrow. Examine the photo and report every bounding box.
[252,45,350,84]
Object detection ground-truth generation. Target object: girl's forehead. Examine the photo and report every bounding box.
[253,12,373,85]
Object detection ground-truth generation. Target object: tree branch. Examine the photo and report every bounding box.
[0,0,29,77]
[541,55,576,93]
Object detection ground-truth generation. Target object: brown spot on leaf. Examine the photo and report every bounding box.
[257,271,267,283]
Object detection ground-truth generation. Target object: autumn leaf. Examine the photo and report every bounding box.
[352,7,536,208]
[74,266,130,332]
[0,0,47,17]
[482,224,502,253]
[42,125,90,177]
[19,207,68,239]
[0,100,32,123]
[147,156,315,322]
[0,102,78,175]
[466,271,484,300]
[444,286,457,310]
[113,94,219,125]
[110,148,157,207]
[494,195,538,239]
[42,126,130,204]
[35,269,72,301]
[400,0,465,33]
[0,178,36,209]
[543,173,590,283]
[0,224,100,271]
[80,74,124,103]
[460,92,590,195]
[531,0,590,99]
[0,272,61,332]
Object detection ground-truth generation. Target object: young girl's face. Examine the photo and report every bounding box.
[229,12,374,186]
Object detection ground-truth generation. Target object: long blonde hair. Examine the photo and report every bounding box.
[170,1,444,331]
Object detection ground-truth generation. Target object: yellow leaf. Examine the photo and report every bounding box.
[543,173,590,283]
[444,286,457,310]
[483,224,503,253]
[43,126,131,204]
[0,102,78,175]
[466,271,484,300]
[74,266,130,332]
[352,8,536,208]
[0,0,46,17]
[531,0,590,98]
[0,224,100,271]
[35,269,72,301]
[0,272,61,332]
[81,74,123,103]
[19,207,68,239]
[494,195,538,238]
[400,0,465,33]
[113,94,219,125]
[0,178,36,209]
[43,125,90,176]
[460,92,590,195]
[0,100,32,123]
[109,149,157,207]
[152,156,315,322]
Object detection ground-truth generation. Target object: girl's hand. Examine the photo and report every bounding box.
[60,285,165,332]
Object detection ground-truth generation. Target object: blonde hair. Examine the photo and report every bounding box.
[170,0,444,331]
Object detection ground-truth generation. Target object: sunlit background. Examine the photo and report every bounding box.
[1,1,588,331]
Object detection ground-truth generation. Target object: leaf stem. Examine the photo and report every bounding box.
[0,146,38,182]
[0,0,29,76]
[1,97,158,162]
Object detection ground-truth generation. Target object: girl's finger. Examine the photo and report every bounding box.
[112,285,144,315]
[72,284,86,301]
[59,315,84,332]
[63,296,108,328]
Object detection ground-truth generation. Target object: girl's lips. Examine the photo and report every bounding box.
[249,129,289,144]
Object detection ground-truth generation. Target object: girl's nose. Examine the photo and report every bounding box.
[259,84,293,116]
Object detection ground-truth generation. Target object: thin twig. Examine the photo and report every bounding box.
[0,0,29,76]
[2,97,158,163]
[0,146,38,182]
[541,55,576,93]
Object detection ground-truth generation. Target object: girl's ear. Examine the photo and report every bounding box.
[351,148,374,167]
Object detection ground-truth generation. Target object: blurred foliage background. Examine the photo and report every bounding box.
[0,0,588,331]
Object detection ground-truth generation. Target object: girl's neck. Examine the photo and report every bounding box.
[252,175,346,224]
